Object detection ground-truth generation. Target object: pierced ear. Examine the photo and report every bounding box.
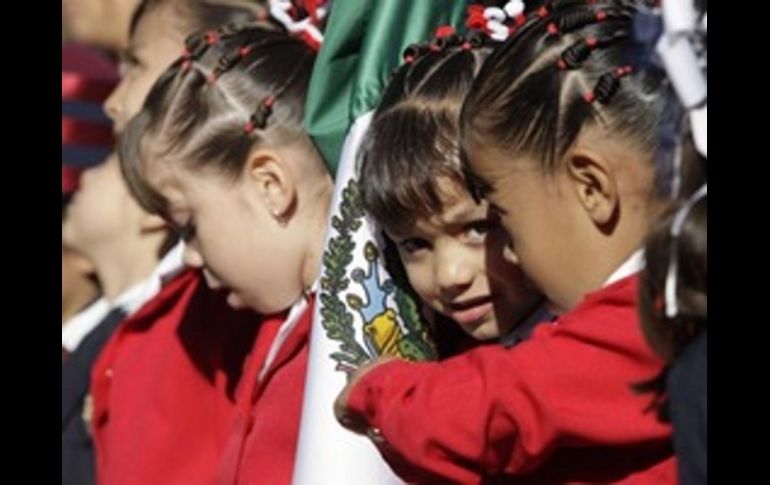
[139,213,168,233]
[566,151,619,232]
[244,148,296,222]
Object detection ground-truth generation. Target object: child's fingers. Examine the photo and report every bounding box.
[333,357,397,435]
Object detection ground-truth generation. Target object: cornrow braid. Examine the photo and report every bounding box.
[546,6,628,36]
[583,65,633,103]
[119,25,317,216]
[556,29,628,69]
[461,0,668,175]
[243,54,308,133]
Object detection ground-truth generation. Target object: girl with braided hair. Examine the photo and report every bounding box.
[84,4,283,485]
[119,25,333,484]
[335,1,679,482]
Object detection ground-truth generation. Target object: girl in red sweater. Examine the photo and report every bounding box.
[335,1,678,483]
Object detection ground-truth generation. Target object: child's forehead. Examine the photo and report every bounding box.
[435,189,484,222]
[400,187,485,235]
[433,176,478,209]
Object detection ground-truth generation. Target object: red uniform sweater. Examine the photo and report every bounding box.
[345,275,676,484]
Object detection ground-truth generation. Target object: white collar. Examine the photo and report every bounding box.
[258,281,318,382]
[603,249,645,287]
[61,242,186,352]
[61,297,111,352]
[114,241,185,315]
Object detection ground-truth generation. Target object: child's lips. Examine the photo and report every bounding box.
[447,295,495,326]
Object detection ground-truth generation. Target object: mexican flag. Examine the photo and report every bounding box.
[293,1,468,483]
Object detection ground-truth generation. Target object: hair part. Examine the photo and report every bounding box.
[460,0,668,192]
[119,25,316,217]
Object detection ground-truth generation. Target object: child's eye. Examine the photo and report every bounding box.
[398,237,431,255]
[119,55,140,76]
[464,218,499,243]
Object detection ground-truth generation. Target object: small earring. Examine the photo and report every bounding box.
[273,210,287,226]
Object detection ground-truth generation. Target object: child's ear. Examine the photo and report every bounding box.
[243,148,296,223]
[566,150,619,233]
[139,213,168,233]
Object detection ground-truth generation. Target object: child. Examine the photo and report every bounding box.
[119,25,333,484]
[60,31,177,485]
[357,32,546,352]
[336,1,677,482]
[61,42,116,327]
[86,3,275,484]
[638,185,706,485]
[61,151,182,485]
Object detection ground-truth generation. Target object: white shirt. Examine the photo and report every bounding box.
[603,249,645,287]
[61,242,186,352]
[61,297,111,352]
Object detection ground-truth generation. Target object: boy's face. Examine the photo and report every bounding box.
[61,245,96,310]
[62,155,147,258]
[387,177,541,341]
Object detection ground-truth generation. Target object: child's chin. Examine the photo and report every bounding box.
[465,321,499,342]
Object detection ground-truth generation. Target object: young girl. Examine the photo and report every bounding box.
[87,3,277,485]
[336,1,677,482]
[119,25,333,484]
[357,31,546,352]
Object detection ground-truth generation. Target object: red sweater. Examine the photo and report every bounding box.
[218,295,315,485]
[346,275,676,484]
[91,270,260,485]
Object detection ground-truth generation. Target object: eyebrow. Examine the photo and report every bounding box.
[440,198,486,225]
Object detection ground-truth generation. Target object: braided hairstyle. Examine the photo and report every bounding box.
[460,0,669,193]
[119,24,317,216]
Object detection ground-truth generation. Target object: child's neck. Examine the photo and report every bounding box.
[563,211,654,311]
[91,242,162,302]
[298,178,334,292]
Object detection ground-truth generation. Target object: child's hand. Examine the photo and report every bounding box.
[334,357,397,436]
